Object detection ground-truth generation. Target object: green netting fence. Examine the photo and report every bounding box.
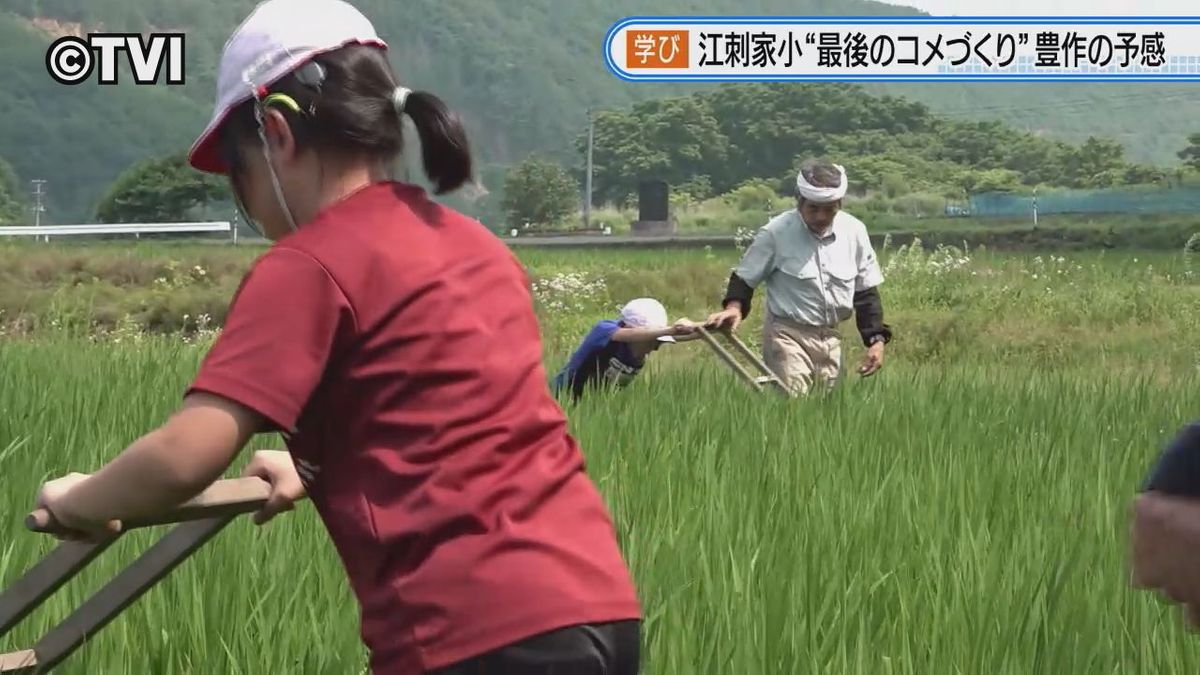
[964,186,1200,217]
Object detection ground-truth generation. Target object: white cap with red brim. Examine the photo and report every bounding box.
[620,298,675,343]
[186,0,387,175]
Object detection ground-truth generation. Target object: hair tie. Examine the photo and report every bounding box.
[392,86,411,114]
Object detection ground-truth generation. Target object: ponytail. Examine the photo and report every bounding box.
[399,90,473,196]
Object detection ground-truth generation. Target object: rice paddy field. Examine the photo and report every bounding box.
[1,238,1199,673]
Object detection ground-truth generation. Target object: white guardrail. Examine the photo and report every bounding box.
[0,222,233,237]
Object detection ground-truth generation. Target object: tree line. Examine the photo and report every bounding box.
[4,83,1200,229]
[574,83,1196,208]
[502,84,1200,228]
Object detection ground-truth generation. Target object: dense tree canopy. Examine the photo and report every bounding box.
[501,156,580,227]
[95,151,225,223]
[576,83,1168,205]
[1179,133,1200,171]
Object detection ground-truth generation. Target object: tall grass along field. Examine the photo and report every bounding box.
[1,239,1199,673]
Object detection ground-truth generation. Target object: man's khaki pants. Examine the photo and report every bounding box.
[762,313,842,396]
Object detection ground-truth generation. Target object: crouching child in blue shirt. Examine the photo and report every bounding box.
[553,298,700,401]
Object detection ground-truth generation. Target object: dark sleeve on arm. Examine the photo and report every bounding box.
[1142,421,1200,495]
[722,271,755,319]
[853,285,893,347]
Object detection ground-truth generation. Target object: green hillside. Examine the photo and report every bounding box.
[0,0,1196,223]
[870,83,1200,170]
[0,12,206,222]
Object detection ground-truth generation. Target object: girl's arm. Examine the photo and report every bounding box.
[45,392,263,530]
[42,248,346,536]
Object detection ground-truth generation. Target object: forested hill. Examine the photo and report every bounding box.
[0,0,1197,222]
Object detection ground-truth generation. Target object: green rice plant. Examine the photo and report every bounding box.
[1,339,1199,672]
[0,244,1199,672]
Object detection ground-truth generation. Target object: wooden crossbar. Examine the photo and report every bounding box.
[24,477,271,533]
[696,327,790,395]
[0,477,272,673]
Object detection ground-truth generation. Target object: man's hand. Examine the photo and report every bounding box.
[858,341,885,376]
[705,306,743,332]
[1131,491,1200,626]
[34,472,122,542]
[241,450,306,525]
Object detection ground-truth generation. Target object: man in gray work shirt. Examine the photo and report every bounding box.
[705,159,892,395]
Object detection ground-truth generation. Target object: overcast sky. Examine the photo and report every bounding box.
[876,0,1196,15]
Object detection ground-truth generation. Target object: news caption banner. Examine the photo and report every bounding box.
[604,16,1200,82]
[46,33,185,85]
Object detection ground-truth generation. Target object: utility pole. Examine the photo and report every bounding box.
[30,179,47,242]
[30,180,46,227]
[584,107,593,230]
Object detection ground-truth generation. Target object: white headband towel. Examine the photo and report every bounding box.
[796,164,847,202]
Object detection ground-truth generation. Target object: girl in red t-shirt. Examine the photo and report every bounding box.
[29,1,642,673]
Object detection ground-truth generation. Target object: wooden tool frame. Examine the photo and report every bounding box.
[0,477,272,673]
[695,326,790,395]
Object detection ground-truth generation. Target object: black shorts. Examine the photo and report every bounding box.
[430,620,641,674]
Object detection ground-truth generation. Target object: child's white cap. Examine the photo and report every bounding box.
[188,0,387,174]
[620,298,674,343]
